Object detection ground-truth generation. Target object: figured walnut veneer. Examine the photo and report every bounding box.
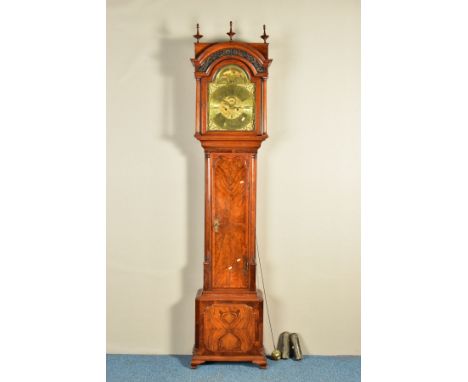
[212,154,250,289]
[203,303,255,352]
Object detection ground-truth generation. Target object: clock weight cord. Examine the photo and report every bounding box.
[256,236,280,360]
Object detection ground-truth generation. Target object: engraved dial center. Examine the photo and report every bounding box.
[220,96,243,119]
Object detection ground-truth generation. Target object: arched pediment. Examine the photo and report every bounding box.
[192,43,271,77]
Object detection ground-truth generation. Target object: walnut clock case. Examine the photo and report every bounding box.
[190,23,272,369]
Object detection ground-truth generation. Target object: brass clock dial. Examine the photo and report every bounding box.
[208,65,255,131]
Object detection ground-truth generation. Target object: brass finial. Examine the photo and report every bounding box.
[193,23,203,43]
[261,24,269,43]
[227,21,236,41]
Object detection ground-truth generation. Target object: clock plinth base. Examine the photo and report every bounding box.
[190,351,267,369]
[191,288,267,369]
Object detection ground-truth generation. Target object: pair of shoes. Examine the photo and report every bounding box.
[277,332,303,360]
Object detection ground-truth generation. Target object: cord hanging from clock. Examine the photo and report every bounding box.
[256,235,277,355]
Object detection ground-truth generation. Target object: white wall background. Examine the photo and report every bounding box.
[107,0,360,355]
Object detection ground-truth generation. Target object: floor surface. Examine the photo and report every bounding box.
[107,354,361,382]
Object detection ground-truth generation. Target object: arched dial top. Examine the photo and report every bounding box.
[208,65,255,132]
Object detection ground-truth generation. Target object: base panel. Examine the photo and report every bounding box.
[192,288,267,368]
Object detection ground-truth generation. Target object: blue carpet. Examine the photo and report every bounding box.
[107,354,360,382]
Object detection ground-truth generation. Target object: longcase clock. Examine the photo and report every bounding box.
[190,22,272,369]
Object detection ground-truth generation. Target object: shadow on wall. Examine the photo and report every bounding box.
[154,26,204,355]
